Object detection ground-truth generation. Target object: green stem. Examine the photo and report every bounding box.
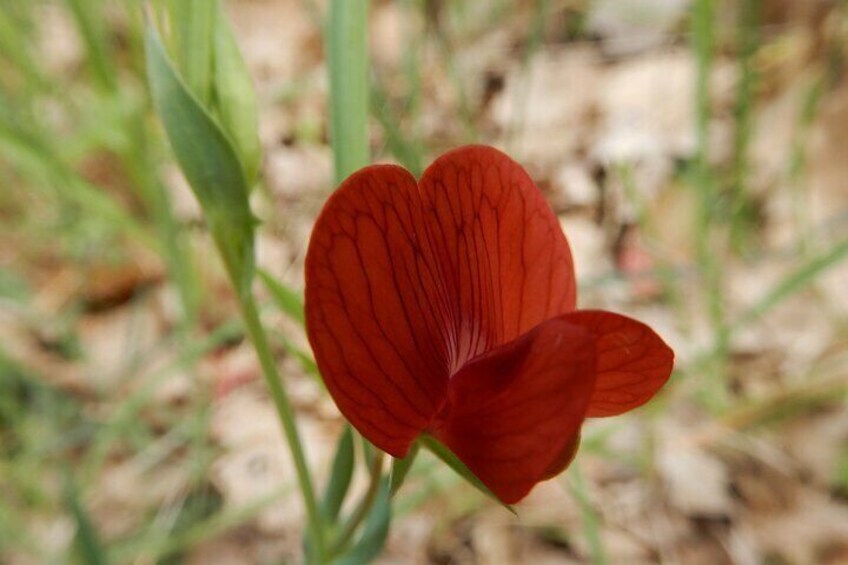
[729,0,760,253]
[569,464,608,565]
[238,295,326,561]
[692,0,728,408]
[330,450,385,557]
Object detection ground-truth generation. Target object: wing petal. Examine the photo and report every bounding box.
[429,317,595,504]
[564,310,674,417]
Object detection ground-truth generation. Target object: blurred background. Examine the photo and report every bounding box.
[2,0,848,563]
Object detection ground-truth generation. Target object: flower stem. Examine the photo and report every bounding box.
[238,295,326,561]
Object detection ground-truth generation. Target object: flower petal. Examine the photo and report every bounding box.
[418,146,577,370]
[304,165,453,456]
[429,317,596,504]
[564,310,674,417]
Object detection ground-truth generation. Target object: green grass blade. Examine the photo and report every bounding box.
[0,118,156,249]
[322,427,356,522]
[327,0,370,183]
[335,480,391,565]
[389,441,419,496]
[371,78,423,176]
[63,472,108,565]
[0,8,50,91]
[65,0,116,91]
[741,236,848,324]
[567,464,608,565]
[258,268,305,326]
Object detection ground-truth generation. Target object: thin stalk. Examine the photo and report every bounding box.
[568,464,608,565]
[691,0,728,408]
[65,0,116,91]
[238,296,326,561]
[729,0,760,253]
[401,0,424,153]
[786,75,823,254]
[329,450,385,557]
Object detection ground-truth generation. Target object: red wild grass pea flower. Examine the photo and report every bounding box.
[304,146,674,504]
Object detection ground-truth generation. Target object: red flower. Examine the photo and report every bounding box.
[305,146,673,504]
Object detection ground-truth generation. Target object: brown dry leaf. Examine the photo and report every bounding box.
[264,145,333,200]
[491,46,602,165]
[656,424,734,518]
[562,215,610,282]
[592,51,697,222]
[469,511,515,565]
[587,0,691,56]
[210,388,335,534]
[725,256,837,379]
[80,255,164,312]
[594,51,696,160]
[224,0,320,87]
[552,161,600,209]
[783,407,848,487]
[380,513,437,564]
[206,343,260,402]
[11,513,74,565]
[648,182,698,263]
[806,77,848,225]
[90,458,190,538]
[188,536,255,565]
[163,165,202,223]
[371,2,421,71]
[746,486,848,564]
[77,302,162,390]
[37,3,83,74]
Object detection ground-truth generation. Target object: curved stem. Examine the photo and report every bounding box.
[239,296,326,561]
[330,449,385,557]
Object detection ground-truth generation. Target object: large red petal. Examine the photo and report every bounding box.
[563,310,674,417]
[418,146,577,371]
[305,165,453,456]
[429,317,596,504]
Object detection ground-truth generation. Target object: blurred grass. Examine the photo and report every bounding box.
[327,0,370,182]
[1,0,847,562]
[729,0,761,254]
[690,0,730,411]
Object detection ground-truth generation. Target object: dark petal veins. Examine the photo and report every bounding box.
[418,146,577,372]
[563,310,674,417]
[305,165,453,456]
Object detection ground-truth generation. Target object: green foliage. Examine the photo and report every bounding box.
[3,0,848,562]
[389,441,420,496]
[327,0,370,183]
[258,268,305,326]
[212,3,262,186]
[334,480,391,565]
[63,472,108,565]
[145,23,256,298]
[322,427,356,522]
